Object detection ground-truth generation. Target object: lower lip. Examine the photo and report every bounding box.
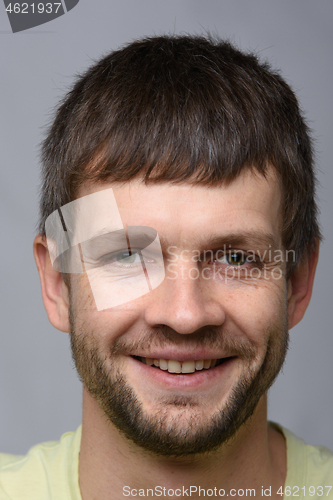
[128,356,236,389]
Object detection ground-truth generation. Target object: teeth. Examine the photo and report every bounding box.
[140,357,218,374]
[195,360,204,371]
[159,359,168,370]
[181,360,195,373]
[168,360,182,373]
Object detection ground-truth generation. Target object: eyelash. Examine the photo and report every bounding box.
[206,251,262,268]
[99,249,160,269]
[99,249,141,266]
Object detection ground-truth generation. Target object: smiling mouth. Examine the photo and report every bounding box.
[131,356,233,374]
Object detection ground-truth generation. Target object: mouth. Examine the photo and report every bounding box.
[131,356,233,374]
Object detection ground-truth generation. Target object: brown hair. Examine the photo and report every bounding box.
[39,35,321,274]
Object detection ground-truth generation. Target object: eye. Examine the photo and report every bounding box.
[226,252,246,266]
[214,251,247,266]
[114,251,140,264]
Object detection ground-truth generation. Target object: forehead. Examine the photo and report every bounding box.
[78,167,282,248]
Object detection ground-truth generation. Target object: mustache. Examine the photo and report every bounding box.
[111,325,258,360]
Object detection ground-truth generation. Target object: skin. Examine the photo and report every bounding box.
[34,167,318,500]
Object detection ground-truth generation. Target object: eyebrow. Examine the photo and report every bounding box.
[159,231,280,252]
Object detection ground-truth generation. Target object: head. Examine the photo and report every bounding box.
[34,35,320,457]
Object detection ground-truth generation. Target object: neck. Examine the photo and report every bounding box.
[78,387,286,500]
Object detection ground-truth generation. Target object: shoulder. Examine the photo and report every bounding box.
[271,423,333,497]
[285,426,333,479]
[0,427,81,500]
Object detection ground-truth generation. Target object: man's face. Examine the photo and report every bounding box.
[68,168,289,456]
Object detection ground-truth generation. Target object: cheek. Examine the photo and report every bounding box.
[70,273,146,345]
[69,273,95,311]
[220,279,288,345]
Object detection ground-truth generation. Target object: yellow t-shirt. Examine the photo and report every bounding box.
[0,424,332,499]
[274,424,333,498]
[0,428,82,499]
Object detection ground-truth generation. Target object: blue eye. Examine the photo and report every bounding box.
[115,251,139,264]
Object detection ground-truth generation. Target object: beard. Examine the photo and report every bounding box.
[69,299,289,457]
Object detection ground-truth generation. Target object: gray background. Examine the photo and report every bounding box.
[0,0,332,455]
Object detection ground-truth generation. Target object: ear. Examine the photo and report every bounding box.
[287,243,319,329]
[33,234,70,333]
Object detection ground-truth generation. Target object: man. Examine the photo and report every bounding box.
[0,35,332,499]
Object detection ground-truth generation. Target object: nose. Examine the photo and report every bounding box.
[143,262,226,334]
